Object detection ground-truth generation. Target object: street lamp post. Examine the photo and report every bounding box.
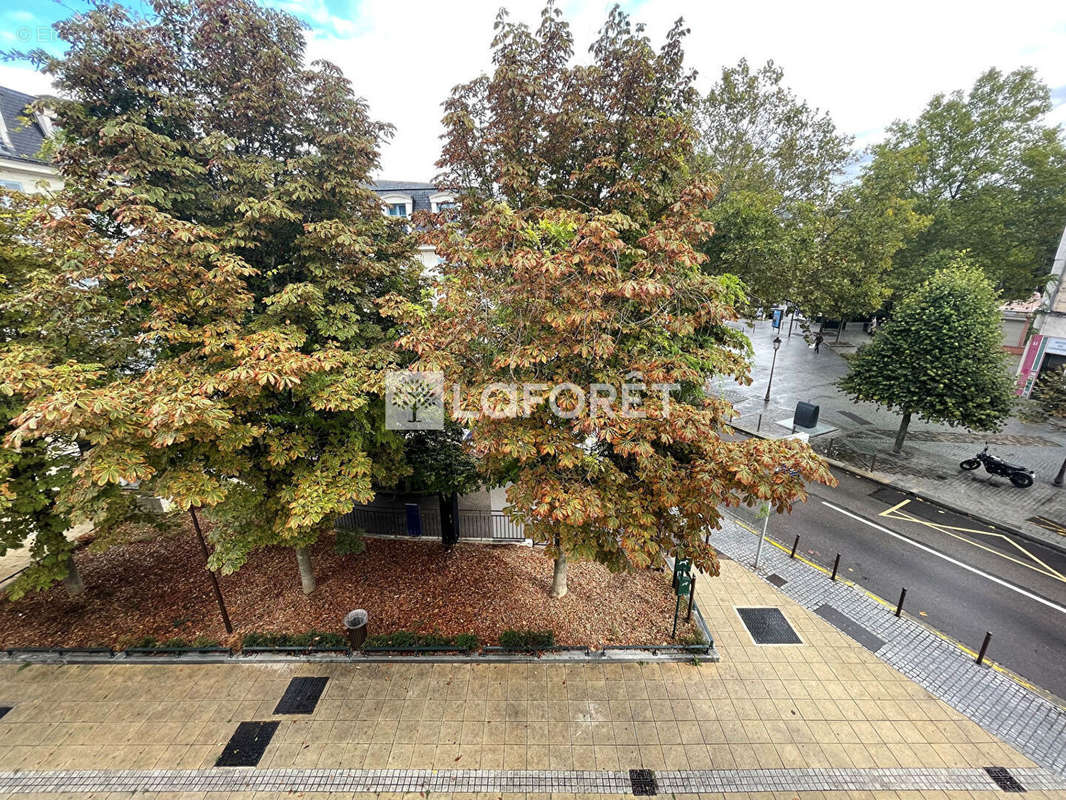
[763,336,782,403]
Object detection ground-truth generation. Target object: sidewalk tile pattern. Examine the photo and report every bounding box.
[0,766,1063,795]
[711,516,1066,775]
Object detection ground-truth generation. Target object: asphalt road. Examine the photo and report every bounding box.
[731,467,1066,701]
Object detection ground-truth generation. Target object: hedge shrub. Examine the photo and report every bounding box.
[498,629,554,650]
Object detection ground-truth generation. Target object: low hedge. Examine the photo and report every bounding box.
[125,636,223,650]
[241,630,349,649]
[498,629,554,650]
[363,631,479,651]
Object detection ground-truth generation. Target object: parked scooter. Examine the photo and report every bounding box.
[959,446,1034,488]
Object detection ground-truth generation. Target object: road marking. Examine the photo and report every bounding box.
[821,501,1066,615]
[879,500,1066,584]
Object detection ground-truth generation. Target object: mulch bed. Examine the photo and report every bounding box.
[0,519,699,649]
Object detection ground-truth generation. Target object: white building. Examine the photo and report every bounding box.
[370,180,455,271]
[0,86,60,194]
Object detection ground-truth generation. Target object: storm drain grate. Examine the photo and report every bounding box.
[215,721,279,767]
[985,766,1026,792]
[629,768,657,795]
[0,707,11,720]
[815,604,886,653]
[766,573,788,588]
[735,607,802,644]
[274,677,328,714]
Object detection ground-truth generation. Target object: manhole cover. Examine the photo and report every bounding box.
[274,676,329,715]
[985,766,1025,792]
[766,573,788,588]
[629,769,658,796]
[216,721,280,767]
[735,607,802,644]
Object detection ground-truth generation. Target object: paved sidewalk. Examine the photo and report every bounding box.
[712,514,1066,775]
[716,319,1066,549]
[0,554,1063,797]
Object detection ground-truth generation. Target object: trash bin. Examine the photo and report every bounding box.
[343,609,368,649]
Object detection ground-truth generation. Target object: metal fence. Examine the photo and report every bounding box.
[336,505,524,542]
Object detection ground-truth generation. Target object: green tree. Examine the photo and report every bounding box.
[840,261,1014,453]
[695,59,854,311]
[5,0,420,594]
[438,2,697,224]
[876,67,1066,298]
[393,4,835,598]
[793,148,929,334]
[697,58,853,205]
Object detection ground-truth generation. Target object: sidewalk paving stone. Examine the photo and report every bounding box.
[0,539,1063,796]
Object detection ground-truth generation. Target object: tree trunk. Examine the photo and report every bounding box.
[295,547,316,594]
[550,535,568,598]
[62,556,84,597]
[893,411,911,454]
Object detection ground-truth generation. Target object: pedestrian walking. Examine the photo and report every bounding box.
[814,332,824,353]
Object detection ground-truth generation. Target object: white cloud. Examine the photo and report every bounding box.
[303,0,1066,179]
[3,0,1064,180]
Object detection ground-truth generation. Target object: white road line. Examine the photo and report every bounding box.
[821,500,1066,616]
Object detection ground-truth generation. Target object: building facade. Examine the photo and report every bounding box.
[1015,222,1066,396]
[0,86,60,193]
[370,180,455,271]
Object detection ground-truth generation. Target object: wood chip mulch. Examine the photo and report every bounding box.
[0,520,700,649]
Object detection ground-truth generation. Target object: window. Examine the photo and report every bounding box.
[387,203,407,217]
[429,192,456,213]
[436,201,456,211]
[0,179,23,191]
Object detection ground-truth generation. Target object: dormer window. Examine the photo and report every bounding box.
[380,193,413,218]
[34,111,53,138]
[429,192,457,213]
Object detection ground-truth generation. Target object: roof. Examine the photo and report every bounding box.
[370,180,448,214]
[1001,292,1042,314]
[0,86,49,164]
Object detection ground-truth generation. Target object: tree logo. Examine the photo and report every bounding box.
[386,370,445,430]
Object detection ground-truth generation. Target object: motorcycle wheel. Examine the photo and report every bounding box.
[959,459,981,471]
[1010,472,1033,488]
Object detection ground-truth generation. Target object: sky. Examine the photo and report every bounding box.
[1,0,1065,181]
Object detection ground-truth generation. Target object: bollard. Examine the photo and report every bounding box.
[686,575,696,622]
[895,587,907,618]
[830,553,841,581]
[790,535,799,559]
[976,632,992,666]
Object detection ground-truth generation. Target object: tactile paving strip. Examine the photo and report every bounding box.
[2,766,1060,794]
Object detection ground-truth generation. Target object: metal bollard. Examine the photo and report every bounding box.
[790,535,799,559]
[976,632,992,666]
[895,587,907,618]
[830,553,841,581]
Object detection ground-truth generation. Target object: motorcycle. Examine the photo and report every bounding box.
[959,446,1034,488]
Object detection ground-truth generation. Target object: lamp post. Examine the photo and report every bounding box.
[763,336,782,403]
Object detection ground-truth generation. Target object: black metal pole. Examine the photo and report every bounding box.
[1054,457,1066,487]
[976,632,992,665]
[686,575,696,622]
[763,347,779,403]
[189,507,233,634]
[790,535,799,559]
[830,553,841,582]
[895,587,907,618]
[672,593,681,639]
